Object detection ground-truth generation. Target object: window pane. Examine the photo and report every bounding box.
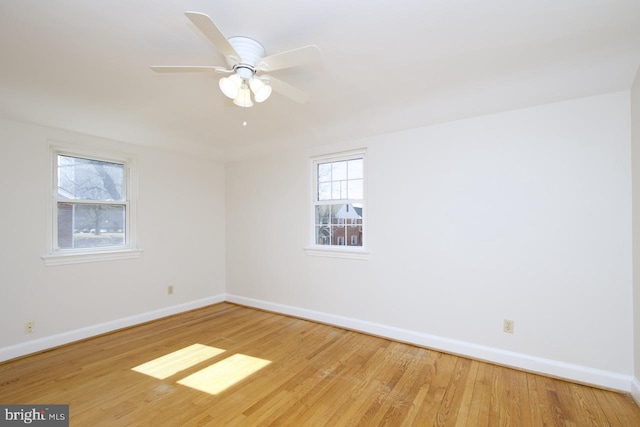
[331,182,342,199]
[348,159,363,179]
[57,203,125,249]
[315,205,331,225]
[347,226,363,247]
[318,182,331,201]
[315,226,331,245]
[58,155,124,201]
[352,204,363,224]
[332,225,346,246]
[340,181,348,199]
[318,163,331,182]
[347,179,363,200]
[332,161,347,181]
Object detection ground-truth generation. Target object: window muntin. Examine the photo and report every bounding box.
[313,154,364,248]
[317,159,363,201]
[54,152,129,252]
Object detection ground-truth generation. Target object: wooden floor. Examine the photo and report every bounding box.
[1,303,639,426]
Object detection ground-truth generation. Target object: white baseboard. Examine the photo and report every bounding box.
[0,295,225,363]
[225,294,633,393]
[2,293,634,394]
[632,377,640,405]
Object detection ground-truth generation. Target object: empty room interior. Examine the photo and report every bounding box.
[2,1,640,425]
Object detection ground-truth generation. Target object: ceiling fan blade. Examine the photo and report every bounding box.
[257,45,322,72]
[150,65,230,73]
[184,11,239,59]
[264,76,311,104]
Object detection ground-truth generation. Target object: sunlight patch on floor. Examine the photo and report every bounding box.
[132,343,225,379]
[177,353,272,395]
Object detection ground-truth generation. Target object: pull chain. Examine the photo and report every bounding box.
[242,79,248,127]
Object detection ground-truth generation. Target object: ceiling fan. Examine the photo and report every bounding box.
[151,11,322,107]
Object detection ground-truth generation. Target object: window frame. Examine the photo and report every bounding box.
[304,149,369,260]
[42,143,142,266]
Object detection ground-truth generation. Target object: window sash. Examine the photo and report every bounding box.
[51,148,132,254]
[311,150,366,250]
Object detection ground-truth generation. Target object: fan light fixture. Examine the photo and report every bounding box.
[219,73,271,107]
[219,74,242,99]
[249,78,272,103]
[233,82,254,107]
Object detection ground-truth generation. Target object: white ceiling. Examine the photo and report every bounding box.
[1,1,639,162]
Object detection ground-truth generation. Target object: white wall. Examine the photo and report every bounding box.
[0,118,226,359]
[226,92,633,387]
[1,90,634,390]
[631,65,640,401]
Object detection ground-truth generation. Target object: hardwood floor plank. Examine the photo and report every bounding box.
[567,383,610,426]
[593,386,639,426]
[403,350,458,424]
[1,303,639,426]
[450,358,480,425]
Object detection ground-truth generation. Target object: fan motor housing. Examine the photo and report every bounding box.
[227,36,265,78]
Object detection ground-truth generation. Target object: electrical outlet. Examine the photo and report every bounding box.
[25,321,35,334]
[503,319,514,334]
[168,285,174,295]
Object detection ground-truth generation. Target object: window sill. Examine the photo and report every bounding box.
[42,248,143,266]
[304,246,370,260]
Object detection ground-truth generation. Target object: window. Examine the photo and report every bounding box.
[306,149,369,260]
[43,145,141,266]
